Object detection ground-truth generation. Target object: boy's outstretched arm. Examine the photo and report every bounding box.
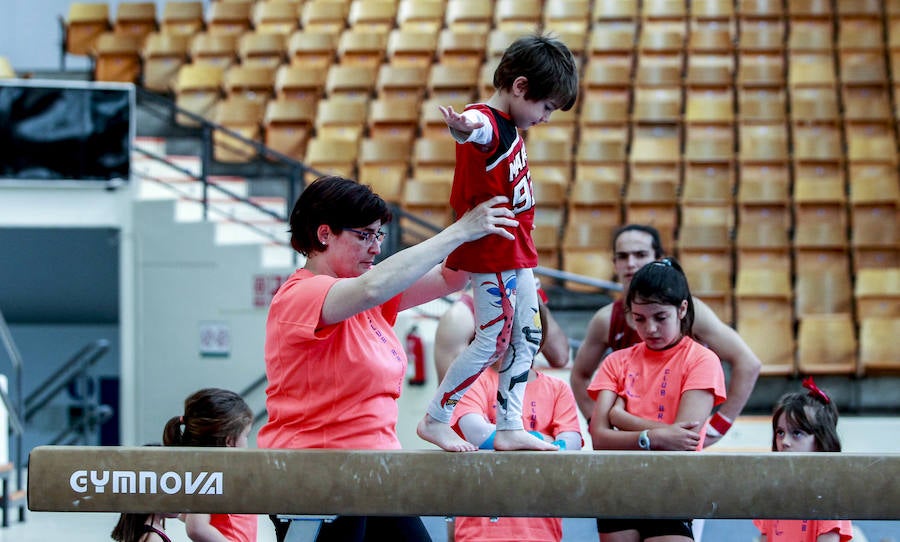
[440,105,484,136]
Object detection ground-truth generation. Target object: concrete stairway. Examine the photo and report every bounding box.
[132,136,296,270]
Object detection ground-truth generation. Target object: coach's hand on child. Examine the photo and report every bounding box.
[451,195,517,242]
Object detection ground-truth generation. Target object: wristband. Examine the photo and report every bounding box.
[708,411,733,436]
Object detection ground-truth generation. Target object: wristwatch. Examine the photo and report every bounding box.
[638,429,651,450]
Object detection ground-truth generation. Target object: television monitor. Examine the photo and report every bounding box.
[0,79,134,184]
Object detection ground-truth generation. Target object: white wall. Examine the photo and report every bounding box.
[0,182,136,445]
[131,198,293,445]
[0,0,211,72]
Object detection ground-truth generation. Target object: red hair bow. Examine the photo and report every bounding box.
[802,376,830,404]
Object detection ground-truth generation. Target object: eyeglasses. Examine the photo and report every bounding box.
[345,228,387,244]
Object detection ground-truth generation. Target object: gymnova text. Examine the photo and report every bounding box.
[69,470,223,495]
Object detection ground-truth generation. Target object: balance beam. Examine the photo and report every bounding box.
[27,446,899,519]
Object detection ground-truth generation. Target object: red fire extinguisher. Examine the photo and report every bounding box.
[406,325,426,386]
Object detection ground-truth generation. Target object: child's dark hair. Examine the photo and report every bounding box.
[612,224,665,259]
[771,383,841,452]
[493,34,578,112]
[289,175,392,256]
[111,513,153,542]
[626,258,695,336]
[163,388,252,447]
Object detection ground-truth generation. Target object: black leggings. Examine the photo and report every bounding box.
[270,514,432,542]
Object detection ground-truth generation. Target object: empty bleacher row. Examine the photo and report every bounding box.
[55,0,900,377]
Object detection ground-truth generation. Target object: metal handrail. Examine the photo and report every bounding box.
[24,339,110,422]
[534,266,623,293]
[0,307,25,498]
[135,88,314,220]
[49,404,114,446]
[0,310,24,437]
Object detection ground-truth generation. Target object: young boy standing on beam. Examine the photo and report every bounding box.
[417,33,579,452]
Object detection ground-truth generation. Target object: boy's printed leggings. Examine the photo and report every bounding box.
[427,267,541,430]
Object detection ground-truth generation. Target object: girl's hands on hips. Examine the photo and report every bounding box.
[650,421,702,451]
[453,195,518,242]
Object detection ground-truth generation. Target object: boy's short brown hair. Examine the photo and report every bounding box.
[493,34,578,111]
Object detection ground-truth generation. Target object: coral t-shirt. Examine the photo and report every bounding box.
[451,369,582,542]
[753,519,853,542]
[211,513,257,542]
[587,336,726,449]
[257,269,406,450]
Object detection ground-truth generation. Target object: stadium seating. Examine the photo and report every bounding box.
[104,0,900,377]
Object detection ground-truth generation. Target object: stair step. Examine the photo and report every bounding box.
[215,220,289,245]
[133,136,166,155]
[138,175,250,200]
[175,196,286,223]
[132,154,201,183]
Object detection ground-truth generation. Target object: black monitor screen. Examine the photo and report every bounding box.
[0,81,133,182]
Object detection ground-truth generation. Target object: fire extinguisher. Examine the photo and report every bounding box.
[406,325,426,386]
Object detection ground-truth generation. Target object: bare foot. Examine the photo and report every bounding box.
[493,429,559,451]
[417,414,478,452]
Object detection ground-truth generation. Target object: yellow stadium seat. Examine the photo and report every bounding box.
[65,3,110,57]
[212,97,264,163]
[113,2,157,44]
[189,33,238,70]
[437,29,487,68]
[396,0,445,33]
[263,98,316,161]
[325,64,377,102]
[287,31,337,71]
[222,64,275,106]
[142,32,190,93]
[412,137,456,182]
[796,313,857,376]
[252,2,300,36]
[301,1,348,38]
[348,0,398,33]
[173,63,223,126]
[93,33,142,83]
[493,0,542,32]
[386,28,438,69]
[337,28,388,69]
[206,1,252,36]
[357,137,413,203]
[237,32,286,69]
[161,1,203,37]
[367,97,420,144]
[315,97,368,142]
[401,179,454,243]
[855,268,900,319]
[858,317,900,374]
[305,137,360,180]
[274,64,326,106]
